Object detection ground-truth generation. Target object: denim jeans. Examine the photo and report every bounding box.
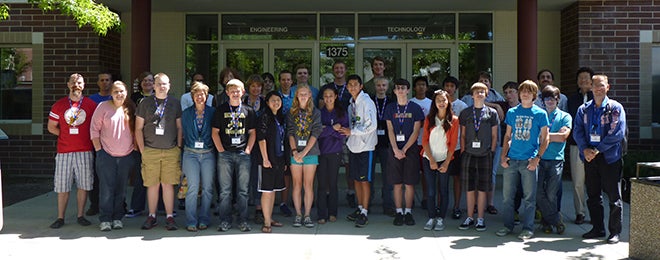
[422,158,449,219]
[217,150,251,223]
[183,150,216,227]
[502,159,538,231]
[537,160,563,225]
[96,149,137,222]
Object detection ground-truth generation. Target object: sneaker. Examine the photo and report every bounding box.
[165,216,178,231]
[496,227,512,237]
[50,218,64,229]
[518,230,534,240]
[85,207,99,216]
[112,220,123,229]
[355,213,368,227]
[606,234,620,244]
[582,228,606,239]
[279,204,293,217]
[77,216,91,226]
[238,221,251,232]
[575,214,585,225]
[346,193,357,208]
[125,209,142,218]
[293,215,303,227]
[434,217,445,231]
[303,216,314,228]
[99,222,112,231]
[459,217,474,230]
[475,219,486,232]
[217,221,231,232]
[346,209,361,221]
[393,213,404,226]
[452,208,461,219]
[404,213,415,226]
[555,222,566,235]
[423,218,435,231]
[141,216,157,230]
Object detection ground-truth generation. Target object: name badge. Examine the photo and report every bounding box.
[281,145,285,152]
[396,134,405,142]
[472,141,481,149]
[377,129,385,136]
[231,137,241,145]
[590,134,601,143]
[298,140,307,147]
[155,127,164,136]
[69,128,79,135]
[194,141,204,149]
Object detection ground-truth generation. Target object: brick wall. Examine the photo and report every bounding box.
[0,4,121,175]
[560,0,660,151]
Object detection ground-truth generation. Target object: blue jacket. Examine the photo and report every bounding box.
[573,97,626,164]
[182,105,216,151]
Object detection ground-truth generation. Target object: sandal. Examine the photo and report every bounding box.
[487,205,498,215]
[186,225,198,232]
[198,224,208,230]
[271,220,284,227]
[261,225,272,233]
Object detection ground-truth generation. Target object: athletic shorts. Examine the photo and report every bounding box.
[349,151,374,182]
[387,145,421,185]
[259,157,286,192]
[141,146,182,187]
[54,151,94,192]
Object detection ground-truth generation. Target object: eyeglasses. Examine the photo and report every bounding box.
[543,96,558,102]
[394,86,408,90]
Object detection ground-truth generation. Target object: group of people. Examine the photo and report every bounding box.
[47,61,626,244]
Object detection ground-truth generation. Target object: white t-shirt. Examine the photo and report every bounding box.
[411,97,432,145]
[423,117,449,162]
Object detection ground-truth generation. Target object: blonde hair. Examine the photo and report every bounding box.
[111,81,136,135]
[470,82,489,96]
[291,85,314,116]
[190,81,209,96]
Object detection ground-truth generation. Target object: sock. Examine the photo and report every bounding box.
[396,208,403,214]
[358,205,364,210]
[477,218,484,225]
[405,208,412,214]
[361,208,368,216]
[166,214,173,218]
[149,213,156,218]
[280,202,286,206]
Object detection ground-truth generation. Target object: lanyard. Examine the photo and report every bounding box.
[591,105,602,134]
[195,108,205,135]
[274,117,285,145]
[335,83,346,101]
[375,97,387,120]
[472,106,486,133]
[67,97,84,126]
[396,101,410,133]
[229,103,242,131]
[153,96,168,124]
[298,111,308,135]
[548,110,556,129]
[350,99,357,124]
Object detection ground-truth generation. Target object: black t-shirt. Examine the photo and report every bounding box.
[374,96,393,149]
[212,102,256,152]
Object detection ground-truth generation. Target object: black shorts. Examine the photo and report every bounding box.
[447,150,462,176]
[461,152,493,192]
[387,145,421,185]
[259,157,286,192]
[349,151,374,182]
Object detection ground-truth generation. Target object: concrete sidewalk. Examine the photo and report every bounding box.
[0,176,629,259]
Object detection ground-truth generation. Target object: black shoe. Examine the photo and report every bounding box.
[85,207,99,216]
[404,213,415,226]
[50,218,64,229]
[77,216,91,226]
[355,213,368,227]
[582,229,606,239]
[575,214,585,225]
[452,208,461,219]
[606,234,620,244]
[459,217,474,230]
[346,209,361,221]
[393,213,404,226]
[346,193,357,208]
[279,203,293,217]
[141,216,158,230]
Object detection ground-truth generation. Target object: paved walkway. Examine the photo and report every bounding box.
[0,176,629,259]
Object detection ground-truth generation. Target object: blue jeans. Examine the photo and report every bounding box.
[217,150,251,223]
[423,158,449,219]
[183,150,216,227]
[96,150,137,222]
[537,160,563,225]
[502,159,538,231]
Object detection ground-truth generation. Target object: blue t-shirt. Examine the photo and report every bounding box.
[383,101,425,149]
[89,93,112,104]
[542,109,572,161]
[505,104,549,160]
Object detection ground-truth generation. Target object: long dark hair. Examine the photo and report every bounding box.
[426,90,453,132]
[321,87,345,119]
[264,90,284,123]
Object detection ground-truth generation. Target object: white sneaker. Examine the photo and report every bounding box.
[99,222,112,231]
[112,220,123,229]
[434,217,445,231]
[423,218,435,231]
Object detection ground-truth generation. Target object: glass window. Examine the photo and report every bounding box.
[358,13,455,40]
[320,43,355,86]
[411,48,451,89]
[186,15,218,41]
[459,13,493,41]
[652,46,660,124]
[320,14,355,41]
[226,48,264,84]
[0,47,32,120]
[222,14,316,40]
[458,43,492,98]
[185,44,218,94]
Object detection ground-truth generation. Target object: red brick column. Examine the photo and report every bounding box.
[518,0,537,82]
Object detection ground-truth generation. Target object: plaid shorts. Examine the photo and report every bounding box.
[54,151,94,192]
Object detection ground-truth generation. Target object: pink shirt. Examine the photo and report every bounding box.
[90,101,134,157]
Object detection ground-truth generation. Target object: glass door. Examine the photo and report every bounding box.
[357,44,404,97]
[406,43,457,92]
[221,43,268,82]
[269,43,317,87]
